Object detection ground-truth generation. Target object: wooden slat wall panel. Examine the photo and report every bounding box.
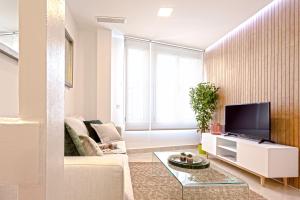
[204,0,300,188]
[295,0,299,187]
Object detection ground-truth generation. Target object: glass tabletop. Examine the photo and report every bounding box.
[153,152,247,187]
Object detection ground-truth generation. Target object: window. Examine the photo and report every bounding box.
[125,39,204,130]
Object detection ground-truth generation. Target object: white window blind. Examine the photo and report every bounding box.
[125,39,204,130]
[125,40,150,130]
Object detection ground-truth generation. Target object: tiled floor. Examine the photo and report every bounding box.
[128,148,300,200]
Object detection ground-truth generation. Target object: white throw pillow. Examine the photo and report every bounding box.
[91,123,122,143]
[65,117,89,136]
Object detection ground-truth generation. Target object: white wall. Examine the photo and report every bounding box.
[64,5,78,117]
[64,5,98,120]
[0,52,18,117]
[64,10,126,122]
[124,130,201,149]
[97,27,112,122]
[76,29,98,119]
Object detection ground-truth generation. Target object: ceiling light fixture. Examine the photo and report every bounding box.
[96,16,127,24]
[158,8,173,17]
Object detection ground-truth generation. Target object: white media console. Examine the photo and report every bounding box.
[202,133,299,186]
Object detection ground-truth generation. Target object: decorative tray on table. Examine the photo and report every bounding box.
[168,153,210,169]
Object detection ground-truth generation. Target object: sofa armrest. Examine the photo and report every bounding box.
[64,156,125,200]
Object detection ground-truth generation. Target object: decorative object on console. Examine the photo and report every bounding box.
[91,122,122,143]
[79,135,104,156]
[189,82,219,133]
[210,122,222,135]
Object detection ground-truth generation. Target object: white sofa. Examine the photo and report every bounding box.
[63,118,134,200]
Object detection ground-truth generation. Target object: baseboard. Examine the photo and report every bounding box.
[127,144,197,154]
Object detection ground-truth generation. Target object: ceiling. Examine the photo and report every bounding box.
[0,0,18,32]
[67,0,273,50]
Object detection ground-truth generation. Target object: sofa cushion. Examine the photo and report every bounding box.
[64,155,125,200]
[92,123,122,143]
[64,123,80,156]
[83,120,102,143]
[79,135,104,156]
[66,124,86,156]
[64,154,134,200]
[65,117,89,136]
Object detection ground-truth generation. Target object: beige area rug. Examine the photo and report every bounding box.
[129,162,267,200]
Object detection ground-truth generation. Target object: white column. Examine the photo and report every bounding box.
[111,32,125,128]
[18,0,65,199]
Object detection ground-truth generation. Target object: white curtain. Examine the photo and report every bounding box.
[125,39,204,130]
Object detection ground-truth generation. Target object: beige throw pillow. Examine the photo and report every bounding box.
[91,123,122,143]
[65,117,89,136]
[79,135,104,156]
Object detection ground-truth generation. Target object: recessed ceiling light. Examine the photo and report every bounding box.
[158,8,173,17]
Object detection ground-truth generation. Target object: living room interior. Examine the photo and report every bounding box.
[0,0,300,200]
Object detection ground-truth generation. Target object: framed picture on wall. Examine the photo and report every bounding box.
[65,29,74,88]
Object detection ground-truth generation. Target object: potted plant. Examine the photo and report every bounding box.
[189,82,219,154]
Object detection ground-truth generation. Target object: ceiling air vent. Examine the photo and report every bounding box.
[96,16,127,24]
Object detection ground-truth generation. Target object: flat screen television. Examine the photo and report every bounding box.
[225,102,271,141]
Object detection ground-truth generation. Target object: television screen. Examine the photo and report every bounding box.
[225,102,270,141]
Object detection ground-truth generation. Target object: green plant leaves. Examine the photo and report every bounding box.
[189,82,219,132]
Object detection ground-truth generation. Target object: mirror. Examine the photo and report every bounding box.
[0,0,18,60]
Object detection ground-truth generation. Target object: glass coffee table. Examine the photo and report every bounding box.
[153,152,249,200]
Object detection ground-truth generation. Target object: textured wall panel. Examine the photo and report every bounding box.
[204,0,300,188]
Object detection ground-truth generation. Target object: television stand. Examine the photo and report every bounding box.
[258,139,275,144]
[202,133,298,187]
[223,132,238,137]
